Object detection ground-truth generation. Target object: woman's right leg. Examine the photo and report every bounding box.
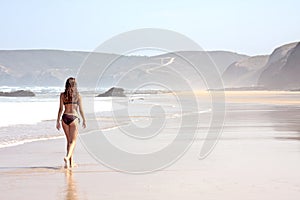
[62,121,70,168]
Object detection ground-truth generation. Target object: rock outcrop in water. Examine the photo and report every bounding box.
[0,90,35,97]
[97,87,126,97]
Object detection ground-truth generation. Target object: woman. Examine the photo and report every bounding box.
[56,77,86,168]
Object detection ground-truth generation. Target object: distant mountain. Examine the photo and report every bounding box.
[0,64,15,85]
[4,44,299,90]
[0,49,247,89]
[158,51,248,73]
[221,41,300,90]
[222,55,269,87]
[258,42,300,89]
[204,51,249,73]
[0,50,89,86]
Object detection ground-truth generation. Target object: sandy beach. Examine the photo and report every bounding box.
[1,0,300,198]
[1,91,300,199]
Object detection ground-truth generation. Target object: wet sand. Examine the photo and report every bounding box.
[1,91,300,199]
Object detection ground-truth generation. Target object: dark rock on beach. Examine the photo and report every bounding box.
[0,90,35,97]
[97,87,126,97]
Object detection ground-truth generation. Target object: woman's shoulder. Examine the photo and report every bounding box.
[60,92,65,98]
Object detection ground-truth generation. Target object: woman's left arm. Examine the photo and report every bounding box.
[56,93,64,130]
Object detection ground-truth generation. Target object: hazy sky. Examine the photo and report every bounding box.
[1,0,299,55]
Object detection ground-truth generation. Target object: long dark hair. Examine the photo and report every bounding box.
[64,77,79,103]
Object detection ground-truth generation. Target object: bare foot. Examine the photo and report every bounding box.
[64,157,70,169]
[70,161,78,168]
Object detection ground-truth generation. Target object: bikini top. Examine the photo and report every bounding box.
[63,101,79,105]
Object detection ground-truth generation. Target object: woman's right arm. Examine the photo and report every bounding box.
[78,94,86,128]
[56,93,64,130]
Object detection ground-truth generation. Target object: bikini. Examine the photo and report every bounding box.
[62,101,79,125]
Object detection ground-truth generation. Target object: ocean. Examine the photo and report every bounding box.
[0,86,212,149]
[3,87,298,155]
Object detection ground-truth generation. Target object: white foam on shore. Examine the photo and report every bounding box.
[0,124,123,149]
[0,135,64,149]
[0,97,114,127]
[0,100,58,127]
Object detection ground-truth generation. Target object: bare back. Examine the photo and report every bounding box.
[60,93,79,115]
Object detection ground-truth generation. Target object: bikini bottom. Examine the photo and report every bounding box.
[62,114,78,125]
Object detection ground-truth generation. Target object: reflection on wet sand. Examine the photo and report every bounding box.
[224,91,300,140]
[267,105,300,140]
[64,170,78,200]
[268,106,300,132]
